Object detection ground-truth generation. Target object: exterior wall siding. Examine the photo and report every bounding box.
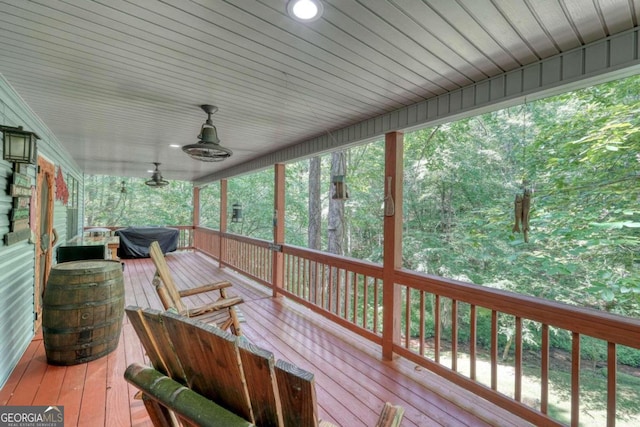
[195,26,640,185]
[0,75,82,388]
[52,201,68,264]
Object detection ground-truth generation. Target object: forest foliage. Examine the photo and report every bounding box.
[85,75,639,321]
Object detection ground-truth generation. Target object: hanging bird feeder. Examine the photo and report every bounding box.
[331,175,348,200]
[231,203,243,223]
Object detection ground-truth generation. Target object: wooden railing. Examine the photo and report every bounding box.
[192,226,220,259]
[392,270,640,427]
[191,227,640,427]
[281,244,384,345]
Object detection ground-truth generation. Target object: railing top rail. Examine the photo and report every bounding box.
[396,268,640,348]
[220,232,272,248]
[283,245,384,278]
[84,225,194,230]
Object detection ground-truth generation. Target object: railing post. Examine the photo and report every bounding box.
[272,163,285,297]
[193,186,200,228]
[220,179,228,268]
[382,131,403,361]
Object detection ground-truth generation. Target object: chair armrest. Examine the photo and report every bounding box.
[178,281,232,297]
[186,296,244,317]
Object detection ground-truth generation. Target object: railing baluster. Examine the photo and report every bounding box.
[434,294,441,363]
[571,332,580,427]
[268,247,272,281]
[306,258,313,302]
[297,256,302,297]
[259,245,264,281]
[541,323,549,414]
[289,253,294,292]
[419,290,425,356]
[321,263,327,309]
[470,304,477,381]
[352,273,358,324]
[515,316,522,402]
[328,266,334,313]
[303,258,309,300]
[491,310,498,391]
[373,278,379,334]
[283,254,292,292]
[336,269,343,316]
[311,261,316,305]
[403,287,410,349]
[607,342,616,427]
[451,299,458,371]
[283,253,288,291]
[362,275,369,329]
[344,271,350,320]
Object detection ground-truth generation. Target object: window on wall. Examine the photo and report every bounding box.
[66,173,79,238]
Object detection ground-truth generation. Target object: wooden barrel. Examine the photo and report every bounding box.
[43,260,125,365]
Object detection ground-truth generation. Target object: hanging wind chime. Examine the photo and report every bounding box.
[512,103,533,243]
[512,181,532,242]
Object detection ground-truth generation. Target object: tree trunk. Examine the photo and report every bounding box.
[308,157,321,250]
[328,151,346,312]
[308,156,322,303]
[502,334,513,361]
[328,151,345,255]
[439,182,453,243]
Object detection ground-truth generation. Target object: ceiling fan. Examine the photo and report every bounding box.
[182,104,232,162]
[145,162,169,187]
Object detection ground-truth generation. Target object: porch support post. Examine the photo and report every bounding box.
[382,131,403,361]
[220,179,228,268]
[272,163,285,297]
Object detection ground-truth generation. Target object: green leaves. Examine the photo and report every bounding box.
[590,221,640,229]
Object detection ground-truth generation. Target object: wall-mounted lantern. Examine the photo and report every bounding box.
[231,203,243,223]
[331,175,349,200]
[1,125,39,165]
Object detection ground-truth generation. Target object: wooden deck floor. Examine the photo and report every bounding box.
[0,250,532,427]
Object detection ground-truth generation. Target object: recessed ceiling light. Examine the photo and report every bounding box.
[169,144,180,148]
[287,0,323,22]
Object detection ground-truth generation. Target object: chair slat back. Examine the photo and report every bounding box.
[125,306,185,381]
[275,359,318,427]
[160,310,255,423]
[149,241,187,313]
[238,338,284,427]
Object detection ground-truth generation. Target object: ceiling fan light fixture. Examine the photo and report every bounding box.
[287,0,323,22]
[182,104,233,162]
[145,162,169,187]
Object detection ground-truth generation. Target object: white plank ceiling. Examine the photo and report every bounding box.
[0,0,638,182]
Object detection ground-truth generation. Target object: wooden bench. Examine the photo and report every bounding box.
[125,306,404,427]
[149,240,243,335]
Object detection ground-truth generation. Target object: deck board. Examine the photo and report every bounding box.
[0,250,532,426]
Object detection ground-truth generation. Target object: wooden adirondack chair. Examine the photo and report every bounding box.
[148,240,244,336]
[125,306,405,427]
